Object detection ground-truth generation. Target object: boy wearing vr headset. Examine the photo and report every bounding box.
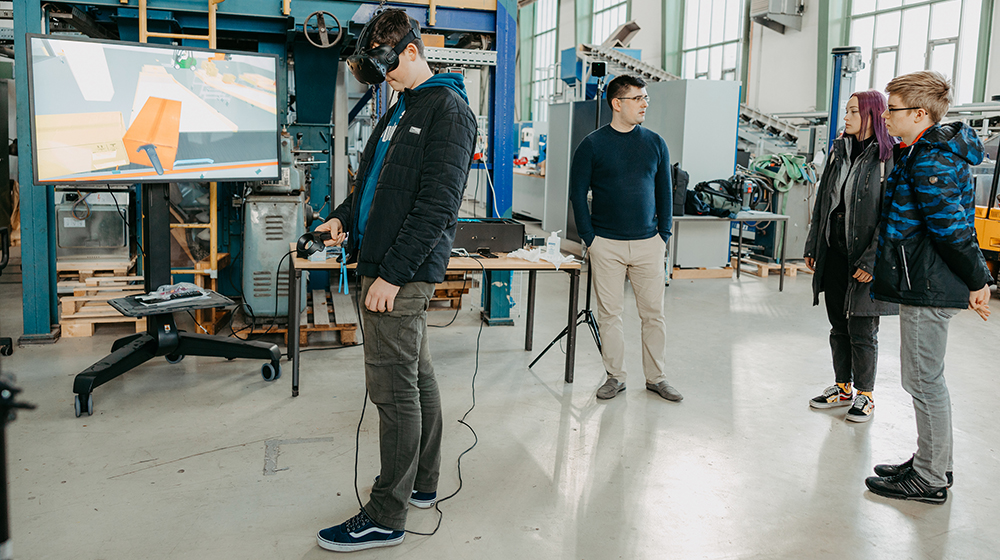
[314,8,478,552]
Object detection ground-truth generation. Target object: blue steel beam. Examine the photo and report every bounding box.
[481,0,515,326]
[14,0,59,340]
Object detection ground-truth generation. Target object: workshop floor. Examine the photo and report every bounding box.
[2,270,999,560]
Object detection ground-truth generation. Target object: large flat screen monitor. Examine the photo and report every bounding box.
[27,34,280,184]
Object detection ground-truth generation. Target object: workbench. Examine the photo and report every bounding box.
[286,250,584,396]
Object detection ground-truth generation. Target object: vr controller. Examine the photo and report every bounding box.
[296,231,334,259]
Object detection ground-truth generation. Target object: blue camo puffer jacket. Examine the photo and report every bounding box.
[873,122,993,308]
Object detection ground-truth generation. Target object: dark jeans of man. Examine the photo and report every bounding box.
[359,276,442,531]
[823,241,880,393]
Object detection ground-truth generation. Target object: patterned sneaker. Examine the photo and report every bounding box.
[846,394,874,422]
[317,509,404,552]
[865,468,948,505]
[373,476,437,508]
[809,385,853,409]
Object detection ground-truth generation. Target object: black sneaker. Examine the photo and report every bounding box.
[873,456,953,487]
[845,394,874,423]
[809,385,853,409]
[316,509,404,552]
[865,468,948,504]
[373,476,437,508]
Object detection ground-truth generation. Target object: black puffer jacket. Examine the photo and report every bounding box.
[328,81,477,286]
[804,136,897,317]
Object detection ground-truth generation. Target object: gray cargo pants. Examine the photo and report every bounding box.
[360,277,443,531]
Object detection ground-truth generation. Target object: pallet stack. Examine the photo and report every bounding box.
[272,289,359,347]
[59,275,146,338]
[431,272,471,310]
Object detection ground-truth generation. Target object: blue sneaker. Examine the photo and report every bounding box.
[316,509,404,552]
[373,476,437,509]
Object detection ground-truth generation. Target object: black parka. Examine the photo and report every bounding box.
[803,136,898,317]
[328,83,477,286]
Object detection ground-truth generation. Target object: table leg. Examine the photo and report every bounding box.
[565,269,580,383]
[736,221,742,279]
[779,220,787,292]
[289,263,301,397]
[525,270,536,351]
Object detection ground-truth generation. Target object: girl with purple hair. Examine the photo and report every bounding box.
[802,90,899,423]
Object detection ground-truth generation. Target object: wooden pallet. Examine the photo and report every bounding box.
[59,278,146,338]
[430,273,471,310]
[56,257,136,281]
[270,289,359,347]
[671,266,734,280]
[735,257,798,278]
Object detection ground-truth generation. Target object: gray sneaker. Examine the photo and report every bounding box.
[596,378,625,400]
[646,381,683,402]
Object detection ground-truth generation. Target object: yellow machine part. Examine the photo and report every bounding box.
[975,206,1000,280]
[975,206,1000,250]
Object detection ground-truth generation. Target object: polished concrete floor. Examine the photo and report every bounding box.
[1,270,999,559]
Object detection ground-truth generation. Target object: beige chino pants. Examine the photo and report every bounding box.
[588,235,667,385]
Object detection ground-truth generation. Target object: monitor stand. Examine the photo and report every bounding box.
[72,183,281,417]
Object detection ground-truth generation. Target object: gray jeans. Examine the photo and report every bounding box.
[360,277,442,531]
[899,304,959,488]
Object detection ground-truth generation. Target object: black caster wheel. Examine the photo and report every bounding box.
[261,362,281,382]
[0,345,11,357]
[226,357,236,361]
[74,393,93,417]
[166,354,184,364]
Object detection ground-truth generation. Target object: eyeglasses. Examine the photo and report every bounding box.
[617,95,650,103]
[886,106,921,112]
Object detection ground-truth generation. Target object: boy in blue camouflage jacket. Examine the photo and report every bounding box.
[865,71,993,505]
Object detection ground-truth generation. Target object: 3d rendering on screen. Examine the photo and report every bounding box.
[28,35,279,184]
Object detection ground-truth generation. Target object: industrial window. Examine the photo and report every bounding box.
[531,0,559,122]
[592,0,628,45]
[681,0,744,81]
[849,0,981,104]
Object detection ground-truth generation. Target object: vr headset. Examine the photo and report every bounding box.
[346,11,422,85]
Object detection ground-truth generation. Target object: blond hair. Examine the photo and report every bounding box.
[885,71,952,123]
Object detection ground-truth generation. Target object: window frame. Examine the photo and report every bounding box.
[848,0,978,102]
[680,0,745,82]
[529,0,560,122]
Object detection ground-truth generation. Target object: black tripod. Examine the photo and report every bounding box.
[529,253,602,368]
[529,68,608,371]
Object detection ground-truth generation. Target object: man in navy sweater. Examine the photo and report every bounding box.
[569,74,682,402]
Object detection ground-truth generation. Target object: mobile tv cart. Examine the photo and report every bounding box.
[72,184,281,417]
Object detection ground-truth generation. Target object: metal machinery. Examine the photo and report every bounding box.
[53,189,131,262]
[13,0,518,340]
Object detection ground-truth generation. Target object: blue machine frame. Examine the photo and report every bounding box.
[13,0,517,338]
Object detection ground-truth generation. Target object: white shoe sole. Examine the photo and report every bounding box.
[317,533,404,552]
[409,498,436,509]
[809,399,852,409]
[846,412,874,423]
